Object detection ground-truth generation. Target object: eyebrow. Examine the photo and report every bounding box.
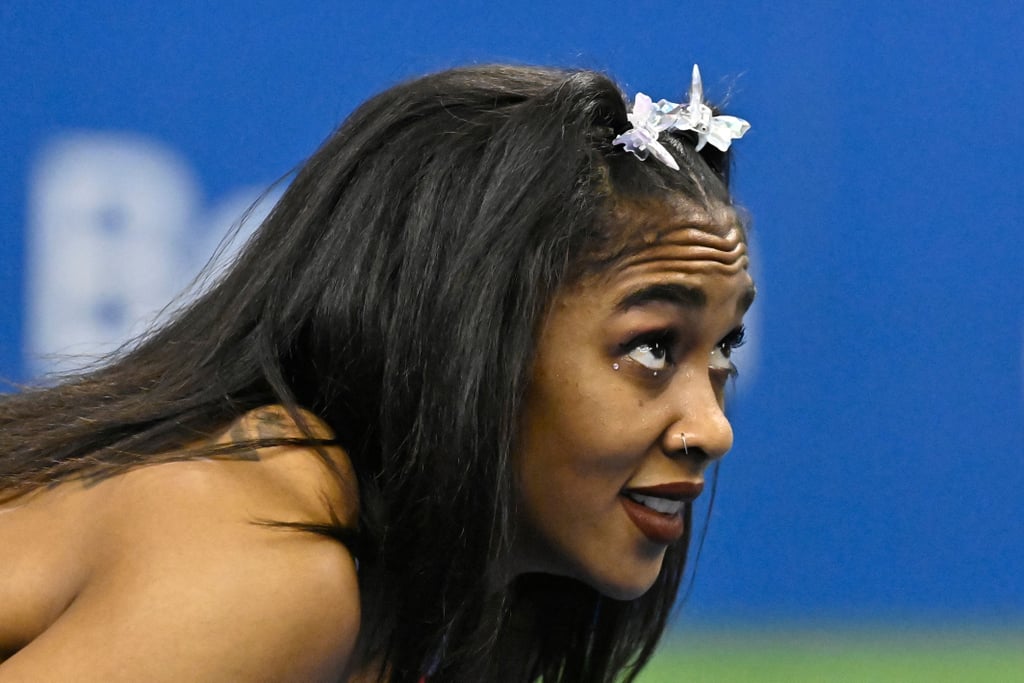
[616,283,706,311]
[616,282,757,314]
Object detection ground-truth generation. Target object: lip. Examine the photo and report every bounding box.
[623,480,704,501]
[619,481,702,545]
[620,496,686,544]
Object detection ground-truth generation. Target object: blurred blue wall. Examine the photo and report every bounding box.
[2,1,1021,624]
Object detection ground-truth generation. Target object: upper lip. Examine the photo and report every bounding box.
[622,481,704,501]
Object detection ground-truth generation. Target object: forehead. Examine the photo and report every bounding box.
[582,197,753,304]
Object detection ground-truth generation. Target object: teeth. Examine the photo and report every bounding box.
[626,493,685,515]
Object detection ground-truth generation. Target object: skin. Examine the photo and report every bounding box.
[0,408,362,681]
[513,205,755,600]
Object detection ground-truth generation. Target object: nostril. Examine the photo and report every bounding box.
[671,440,711,464]
[686,447,712,464]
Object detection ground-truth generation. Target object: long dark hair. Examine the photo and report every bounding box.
[0,65,738,682]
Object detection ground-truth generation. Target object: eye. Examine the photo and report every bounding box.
[623,332,674,371]
[709,325,746,376]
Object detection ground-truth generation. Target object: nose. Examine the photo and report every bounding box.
[659,375,734,465]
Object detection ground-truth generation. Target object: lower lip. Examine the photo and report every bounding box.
[620,495,685,544]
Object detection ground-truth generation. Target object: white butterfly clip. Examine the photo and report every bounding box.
[612,92,684,171]
[672,65,750,152]
[612,65,750,169]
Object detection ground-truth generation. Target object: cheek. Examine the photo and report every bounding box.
[519,349,670,492]
[519,389,642,487]
[514,435,633,578]
[516,388,623,526]
[515,381,651,549]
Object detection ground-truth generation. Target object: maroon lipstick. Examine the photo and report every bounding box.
[620,481,703,545]
[625,481,704,500]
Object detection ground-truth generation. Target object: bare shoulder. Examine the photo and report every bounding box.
[210,404,361,528]
[0,406,362,681]
[93,404,361,552]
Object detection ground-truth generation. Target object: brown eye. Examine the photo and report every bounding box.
[718,325,746,358]
[622,331,675,372]
[627,341,669,371]
[709,325,746,377]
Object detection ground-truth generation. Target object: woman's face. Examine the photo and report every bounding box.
[514,204,755,599]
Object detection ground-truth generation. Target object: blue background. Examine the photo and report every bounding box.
[2,1,1021,626]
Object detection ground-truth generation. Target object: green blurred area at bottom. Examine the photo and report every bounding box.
[635,627,1024,683]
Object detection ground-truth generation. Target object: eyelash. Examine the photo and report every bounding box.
[719,325,747,358]
[711,324,747,379]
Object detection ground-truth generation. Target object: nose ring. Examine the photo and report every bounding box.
[679,432,689,456]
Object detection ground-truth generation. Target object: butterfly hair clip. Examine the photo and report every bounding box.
[612,65,751,171]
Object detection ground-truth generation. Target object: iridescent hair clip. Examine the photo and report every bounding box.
[613,65,751,170]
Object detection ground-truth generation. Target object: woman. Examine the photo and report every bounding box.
[0,64,753,681]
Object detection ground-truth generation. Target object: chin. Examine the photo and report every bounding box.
[582,557,665,601]
[599,581,655,601]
